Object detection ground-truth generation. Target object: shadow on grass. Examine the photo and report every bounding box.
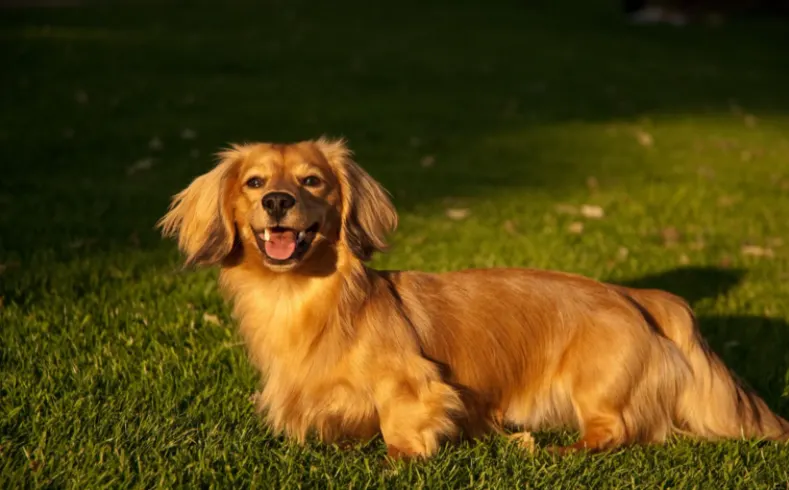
[615,266,789,415]
[1,0,789,259]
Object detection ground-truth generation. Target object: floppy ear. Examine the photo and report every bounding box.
[157,147,243,266]
[315,137,398,261]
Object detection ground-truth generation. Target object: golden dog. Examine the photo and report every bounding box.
[159,137,788,459]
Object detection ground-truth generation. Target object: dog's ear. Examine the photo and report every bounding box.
[158,146,244,267]
[315,137,398,261]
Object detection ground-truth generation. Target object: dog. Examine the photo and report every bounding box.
[159,137,788,459]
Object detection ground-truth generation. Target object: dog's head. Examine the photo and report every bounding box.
[158,138,397,273]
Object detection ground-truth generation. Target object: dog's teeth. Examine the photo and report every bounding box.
[263,229,271,241]
[297,231,305,242]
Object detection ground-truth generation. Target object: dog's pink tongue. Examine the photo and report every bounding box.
[264,230,297,260]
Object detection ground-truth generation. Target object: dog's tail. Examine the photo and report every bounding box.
[627,289,789,441]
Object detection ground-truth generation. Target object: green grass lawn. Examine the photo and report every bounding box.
[2,0,789,487]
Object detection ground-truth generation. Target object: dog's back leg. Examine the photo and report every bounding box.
[547,316,685,453]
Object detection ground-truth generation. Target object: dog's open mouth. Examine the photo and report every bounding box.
[255,223,320,263]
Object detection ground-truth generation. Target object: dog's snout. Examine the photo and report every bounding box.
[262,192,296,220]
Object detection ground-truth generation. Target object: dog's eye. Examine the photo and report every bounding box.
[301,175,321,187]
[246,177,264,189]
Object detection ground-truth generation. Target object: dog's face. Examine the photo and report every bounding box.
[159,138,398,273]
[233,142,343,271]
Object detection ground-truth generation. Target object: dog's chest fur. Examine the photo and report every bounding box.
[220,266,379,442]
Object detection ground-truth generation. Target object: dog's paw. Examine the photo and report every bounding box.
[508,431,537,453]
[386,444,418,461]
[380,444,419,471]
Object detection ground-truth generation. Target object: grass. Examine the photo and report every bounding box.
[2,0,789,487]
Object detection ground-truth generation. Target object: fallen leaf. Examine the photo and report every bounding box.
[697,166,716,180]
[717,195,739,207]
[0,260,19,276]
[741,245,774,258]
[568,222,584,234]
[580,204,604,219]
[704,12,725,25]
[445,208,470,220]
[74,90,88,104]
[127,158,154,175]
[203,313,221,325]
[148,137,163,151]
[555,204,578,215]
[712,138,736,151]
[503,220,518,235]
[503,98,519,116]
[689,236,706,251]
[728,99,743,115]
[350,56,365,72]
[635,129,653,147]
[68,239,96,249]
[180,128,197,140]
[661,227,680,247]
[420,155,435,168]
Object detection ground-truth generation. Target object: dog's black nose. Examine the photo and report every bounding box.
[262,192,296,220]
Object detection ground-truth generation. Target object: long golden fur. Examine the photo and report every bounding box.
[159,137,788,459]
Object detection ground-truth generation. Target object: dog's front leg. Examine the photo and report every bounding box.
[372,364,464,460]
